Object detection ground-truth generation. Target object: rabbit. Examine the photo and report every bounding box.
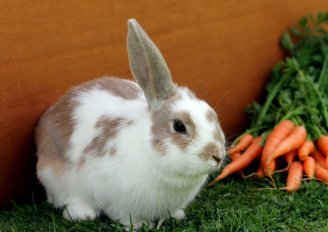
[35,18,226,229]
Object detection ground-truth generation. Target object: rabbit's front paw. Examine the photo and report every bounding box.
[124,222,154,231]
[172,209,185,220]
[63,202,97,221]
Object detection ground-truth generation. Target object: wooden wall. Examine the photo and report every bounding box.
[1,0,328,208]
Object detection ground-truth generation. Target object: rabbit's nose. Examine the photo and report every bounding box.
[199,142,221,161]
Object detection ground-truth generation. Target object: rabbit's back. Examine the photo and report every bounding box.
[35,77,149,181]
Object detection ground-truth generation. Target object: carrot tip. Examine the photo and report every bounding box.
[243,172,256,179]
[207,181,216,187]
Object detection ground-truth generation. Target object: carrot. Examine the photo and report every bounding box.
[315,164,328,182]
[228,134,253,154]
[267,126,307,165]
[273,151,296,173]
[298,140,315,161]
[281,161,303,192]
[312,150,326,168]
[261,120,295,175]
[317,135,328,169]
[316,135,328,157]
[263,161,276,177]
[303,156,315,179]
[285,150,297,168]
[208,136,262,186]
[252,161,303,192]
[255,167,265,179]
[229,152,241,161]
[229,152,245,177]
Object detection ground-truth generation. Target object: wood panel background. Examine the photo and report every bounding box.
[1,0,328,208]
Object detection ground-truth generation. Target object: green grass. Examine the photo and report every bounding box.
[1,176,328,232]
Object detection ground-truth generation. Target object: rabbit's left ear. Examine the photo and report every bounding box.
[127,19,176,109]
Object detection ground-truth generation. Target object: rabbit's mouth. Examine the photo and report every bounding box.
[212,155,221,164]
[215,154,229,172]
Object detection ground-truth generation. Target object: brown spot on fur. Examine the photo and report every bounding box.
[199,142,221,161]
[35,77,138,175]
[81,77,142,100]
[151,90,197,153]
[78,158,86,168]
[83,116,129,156]
[151,118,170,155]
[35,92,76,162]
[37,156,66,177]
[35,77,139,168]
[151,110,197,154]
[171,111,197,149]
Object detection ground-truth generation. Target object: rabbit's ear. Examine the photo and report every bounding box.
[127,19,176,109]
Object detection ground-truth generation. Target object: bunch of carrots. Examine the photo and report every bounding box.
[209,13,328,191]
[208,120,328,192]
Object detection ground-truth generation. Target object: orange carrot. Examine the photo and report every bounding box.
[229,152,244,176]
[312,150,326,168]
[229,152,241,161]
[298,140,315,161]
[303,156,315,179]
[267,126,307,165]
[261,120,295,175]
[317,135,328,169]
[252,162,303,192]
[316,135,328,157]
[208,136,262,186]
[272,151,296,173]
[229,134,253,154]
[255,167,265,179]
[285,150,297,168]
[263,161,276,177]
[282,161,303,192]
[315,164,328,182]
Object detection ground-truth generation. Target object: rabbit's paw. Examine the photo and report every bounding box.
[63,202,97,221]
[122,218,153,231]
[172,209,185,220]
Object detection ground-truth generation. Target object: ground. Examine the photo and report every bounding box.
[1,175,328,232]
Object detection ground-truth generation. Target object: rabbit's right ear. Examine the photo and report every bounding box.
[127,19,176,110]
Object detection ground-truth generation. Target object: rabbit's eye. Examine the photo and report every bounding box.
[173,120,186,134]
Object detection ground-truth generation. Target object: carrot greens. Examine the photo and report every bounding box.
[247,12,328,140]
[210,12,328,191]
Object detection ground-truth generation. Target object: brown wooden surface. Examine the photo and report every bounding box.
[1,0,328,208]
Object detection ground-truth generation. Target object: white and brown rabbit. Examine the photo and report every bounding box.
[35,19,226,228]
